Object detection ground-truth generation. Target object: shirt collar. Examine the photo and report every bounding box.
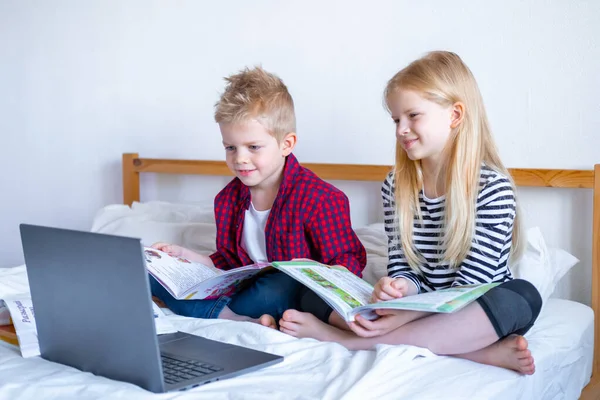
[238,153,301,206]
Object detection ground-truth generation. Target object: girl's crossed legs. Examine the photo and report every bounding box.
[280,279,542,374]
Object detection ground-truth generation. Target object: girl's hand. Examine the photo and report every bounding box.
[151,242,186,258]
[348,310,404,338]
[371,277,411,303]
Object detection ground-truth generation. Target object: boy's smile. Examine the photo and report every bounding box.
[237,169,256,177]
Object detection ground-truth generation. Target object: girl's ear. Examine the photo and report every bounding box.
[450,102,465,129]
[281,132,297,156]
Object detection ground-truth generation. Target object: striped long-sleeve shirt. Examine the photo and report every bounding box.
[382,165,515,293]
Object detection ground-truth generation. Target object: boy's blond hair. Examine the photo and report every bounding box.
[385,51,523,271]
[214,66,296,142]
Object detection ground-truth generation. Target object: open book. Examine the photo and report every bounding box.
[0,295,177,358]
[144,248,271,300]
[271,261,500,322]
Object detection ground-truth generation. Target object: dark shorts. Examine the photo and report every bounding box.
[299,287,334,323]
[476,279,543,338]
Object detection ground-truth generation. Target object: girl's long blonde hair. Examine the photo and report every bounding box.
[385,51,522,271]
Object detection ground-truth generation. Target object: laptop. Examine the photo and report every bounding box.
[19,224,283,393]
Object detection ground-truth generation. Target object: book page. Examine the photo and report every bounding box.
[272,262,374,319]
[350,283,500,318]
[180,267,267,300]
[144,247,223,298]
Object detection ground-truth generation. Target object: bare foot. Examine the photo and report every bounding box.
[235,314,277,329]
[279,309,354,342]
[457,335,535,374]
[255,314,277,329]
[218,306,277,329]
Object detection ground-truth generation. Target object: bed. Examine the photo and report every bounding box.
[0,153,598,400]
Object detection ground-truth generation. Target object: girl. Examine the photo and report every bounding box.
[279,51,542,375]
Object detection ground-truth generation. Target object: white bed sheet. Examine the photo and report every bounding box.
[0,265,593,400]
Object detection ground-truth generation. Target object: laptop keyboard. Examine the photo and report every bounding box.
[161,355,224,385]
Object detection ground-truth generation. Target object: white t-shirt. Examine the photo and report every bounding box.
[241,202,271,263]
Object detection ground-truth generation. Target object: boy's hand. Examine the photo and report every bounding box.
[371,277,411,303]
[151,242,215,267]
[151,242,186,258]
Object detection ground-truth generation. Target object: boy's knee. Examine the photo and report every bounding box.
[257,272,303,300]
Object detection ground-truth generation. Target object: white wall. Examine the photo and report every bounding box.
[1,1,599,303]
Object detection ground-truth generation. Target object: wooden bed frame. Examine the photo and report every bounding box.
[122,153,600,398]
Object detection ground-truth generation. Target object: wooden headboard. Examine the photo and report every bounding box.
[122,152,600,394]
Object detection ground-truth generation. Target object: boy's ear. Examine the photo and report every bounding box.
[450,102,465,129]
[280,132,297,156]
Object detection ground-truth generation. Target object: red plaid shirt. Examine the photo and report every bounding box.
[209,153,366,276]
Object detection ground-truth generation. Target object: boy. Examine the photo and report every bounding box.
[151,67,366,328]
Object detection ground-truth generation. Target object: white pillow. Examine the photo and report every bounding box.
[354,224,579,302]
[510,227,579,302]
[91,201,217,255]
[354,223,388,285]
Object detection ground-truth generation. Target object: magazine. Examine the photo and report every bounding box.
[271,261,500,322]
[144,247,271,300]
[0,295,177,358]
[0,296,38,357]
[0,303,9,326]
